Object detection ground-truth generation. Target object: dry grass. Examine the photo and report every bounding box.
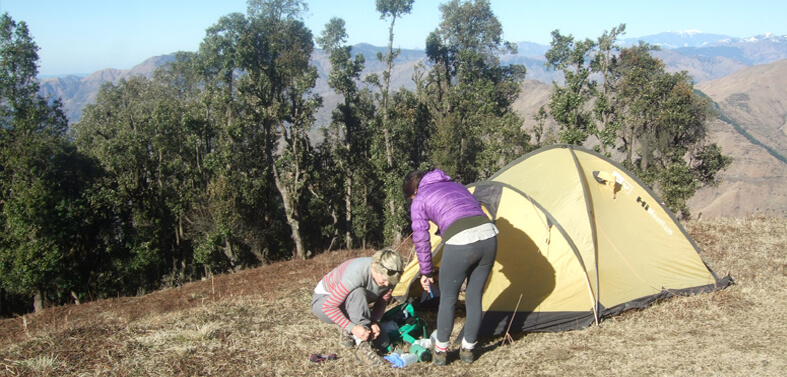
[1,217,786,377]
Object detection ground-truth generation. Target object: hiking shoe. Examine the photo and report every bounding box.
[459,347,475,364]
[432,349,447,366]
[338,328,354,348]
[355,341,385,367]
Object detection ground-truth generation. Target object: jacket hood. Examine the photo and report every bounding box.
[420,169,452,187]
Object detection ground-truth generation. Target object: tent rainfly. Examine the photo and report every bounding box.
[392,144,732,335]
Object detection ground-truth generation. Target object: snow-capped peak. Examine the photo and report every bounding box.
[740,33,787,43]
[673,30,703,37]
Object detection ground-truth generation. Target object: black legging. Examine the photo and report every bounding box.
[435,236,497,345]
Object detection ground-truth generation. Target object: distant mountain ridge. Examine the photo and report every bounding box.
[39,55,177,122]
[621,31,787,49]
[38,31,787,122]
[621,31,736,48]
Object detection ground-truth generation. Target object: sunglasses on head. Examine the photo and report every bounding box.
[380,264,402,276]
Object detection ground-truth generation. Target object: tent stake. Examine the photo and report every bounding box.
[501,293,523,346]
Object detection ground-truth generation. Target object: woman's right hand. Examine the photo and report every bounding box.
[420,275,434,293]
[351,324,371,341]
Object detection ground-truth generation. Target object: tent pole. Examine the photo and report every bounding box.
[582,274,600,326]
[568,145,601,327]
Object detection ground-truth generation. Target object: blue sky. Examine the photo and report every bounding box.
[3,0,786,77]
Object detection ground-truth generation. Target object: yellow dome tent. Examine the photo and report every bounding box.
[392,144,732,334]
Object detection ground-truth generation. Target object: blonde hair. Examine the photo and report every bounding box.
[371,248,403,286]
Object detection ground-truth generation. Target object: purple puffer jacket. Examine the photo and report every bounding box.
[410,169,486,276]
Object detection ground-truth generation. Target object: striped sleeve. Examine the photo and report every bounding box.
[320,260,354,330]
[322,282,353,330]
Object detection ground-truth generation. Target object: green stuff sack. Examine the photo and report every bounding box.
[382,302,427,345]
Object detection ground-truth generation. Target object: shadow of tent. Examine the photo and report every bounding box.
[477,216,556,336]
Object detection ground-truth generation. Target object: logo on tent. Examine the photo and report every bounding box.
[611,171,633,196]
[637,196,674,236]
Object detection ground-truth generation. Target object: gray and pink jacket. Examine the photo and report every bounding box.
[315,257,391,331]
[409,169,489,277]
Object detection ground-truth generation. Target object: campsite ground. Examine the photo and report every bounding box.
[0,216,785,376]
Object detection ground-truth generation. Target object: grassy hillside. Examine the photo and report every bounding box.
[1,217,785,376]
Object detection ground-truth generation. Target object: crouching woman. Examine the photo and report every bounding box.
[311,249,403,366]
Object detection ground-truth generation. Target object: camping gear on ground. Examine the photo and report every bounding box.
[381,301,428,345]
[379,320,399,338]
[384,351,419,368]
[413,338,432,349]
[409,344,431,362]
[392,144,732,336]
[380,301,433,364]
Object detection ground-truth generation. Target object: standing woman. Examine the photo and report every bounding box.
[402,169,498,365]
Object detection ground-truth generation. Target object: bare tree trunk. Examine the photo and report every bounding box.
[272,169,306,259]
[328,207,339,252]
[223,239,240,271]
[383,15,400,247]
[33,290,44,313]
[362,185,369,250]
[179,217,186,281]
[345,175,353,248]
[389,199,401,246]
[382,15,397,169]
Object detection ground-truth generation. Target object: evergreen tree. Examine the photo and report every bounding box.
[0,14,98,311]
[422,0,528,182]
[182,0,320,262]
[370,0,416,245]
[240,0,320,259]
[316,17,379,249]
[591,24,627,152]
[610,43,732,217]
[74,76,196,291]
[189,13,289,271]
[545,29,598,145]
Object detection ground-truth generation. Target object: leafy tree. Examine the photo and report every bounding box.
[317,18,369,249]
[187,16,287,272]
[422,0,528,182]
[199,12,247,129]
[544,25,731,217]
[175,0,320,264]
[0,14,98,311]
[546,25,732,217]
[369,0,416,245]
[237,0,320,259]
[545,29,598,145]
[373,0,414,169]
[610,43,731,217]
[531,105,558,147]
[73,76,198,291]
[590,24,627,152]
[382,87,432,229]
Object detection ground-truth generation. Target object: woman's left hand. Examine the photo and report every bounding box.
[420,275,434,293]
[370,322,381,340]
